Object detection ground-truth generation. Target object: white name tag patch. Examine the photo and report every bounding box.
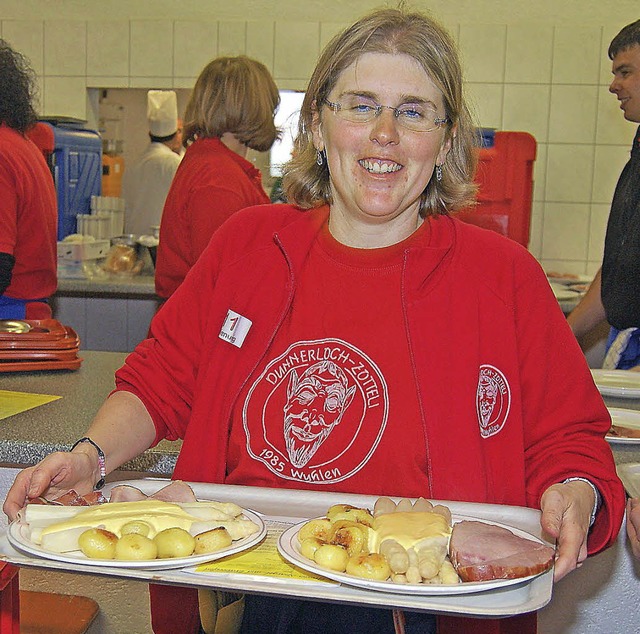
[219,310,252,348]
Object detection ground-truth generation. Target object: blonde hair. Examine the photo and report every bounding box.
[184,55,280,152]
[283,9,477,216]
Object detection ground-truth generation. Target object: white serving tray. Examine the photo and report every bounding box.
[0,478,554,617]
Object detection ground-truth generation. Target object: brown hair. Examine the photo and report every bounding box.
[183,55,280,152]
[282,8,477,216]
[609,20,640,59]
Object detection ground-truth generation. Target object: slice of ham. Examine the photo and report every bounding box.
[108,485,149,503]
[150,480,198,503]
[449,520,555,582]
[27,490,106,506]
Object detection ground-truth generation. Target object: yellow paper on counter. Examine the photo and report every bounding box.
[195,519,330,582]
[0,390,61,420]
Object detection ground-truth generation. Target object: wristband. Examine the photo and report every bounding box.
[71,437,106,490]
[563,477,601,527]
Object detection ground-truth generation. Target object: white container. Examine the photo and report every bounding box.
[57,239,110,261]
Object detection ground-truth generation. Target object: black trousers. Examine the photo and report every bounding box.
[239,595,437,634]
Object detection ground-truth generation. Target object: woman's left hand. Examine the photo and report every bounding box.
[540,480,595,581]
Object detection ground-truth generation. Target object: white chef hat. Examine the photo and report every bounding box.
[147,90,178,137]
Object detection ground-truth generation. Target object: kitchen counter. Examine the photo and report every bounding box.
[56,274,156,298]
[0,351,179,475]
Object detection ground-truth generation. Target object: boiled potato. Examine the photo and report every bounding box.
[313,544,349,572]
[298,518,332,543]
[346,553,391,581]
[154,527,196,558]
[115,533,158,560]
[120,520,153,538]
[299,537,323,560]
[194,527,232,555]
[78,528,118,560]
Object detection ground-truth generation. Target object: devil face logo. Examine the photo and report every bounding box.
[476,364,510,438]
[242,339,388,484]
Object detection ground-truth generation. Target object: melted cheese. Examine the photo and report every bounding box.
[369,512,451,552]
[39,500,201,540]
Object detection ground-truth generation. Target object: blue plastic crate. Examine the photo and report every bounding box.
[40,119,102,240]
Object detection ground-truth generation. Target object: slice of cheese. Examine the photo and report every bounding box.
[369,511,452,553]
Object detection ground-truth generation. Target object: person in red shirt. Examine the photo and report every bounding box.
[155,55,279,299]
[0,39,57,319]
[4,9,625,634]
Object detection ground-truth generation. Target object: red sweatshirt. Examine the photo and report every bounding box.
[117,204,624,633]
[0,126,57,313]
[155,136,269,299]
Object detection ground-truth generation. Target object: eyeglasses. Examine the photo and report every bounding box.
[323,95,449,133]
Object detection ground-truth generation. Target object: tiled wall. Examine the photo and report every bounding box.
[1,12,639,276]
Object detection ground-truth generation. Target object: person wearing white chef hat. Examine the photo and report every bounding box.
[122,89,183,238]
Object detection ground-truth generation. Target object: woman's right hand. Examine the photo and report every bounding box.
[3,450,97,521]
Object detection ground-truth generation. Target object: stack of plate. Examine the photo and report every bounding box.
[0,319,82,372]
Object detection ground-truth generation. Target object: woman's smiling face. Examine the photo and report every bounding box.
[312,52,451,246]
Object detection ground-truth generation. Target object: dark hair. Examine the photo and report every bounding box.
[608,20,640,59]
[183,55,280,152]
[0,39,38,134]
[282,8,477,216]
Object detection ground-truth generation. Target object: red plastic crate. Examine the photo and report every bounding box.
[455,131,537,248]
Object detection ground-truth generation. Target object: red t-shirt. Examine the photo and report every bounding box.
[227,220,430,497]
[0,126,57,308]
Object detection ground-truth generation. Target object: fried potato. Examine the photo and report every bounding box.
[120,520,153,538]
[298,518,333,542]
[331,524,368,557]
[314,544,349,572]
[346,553,391,581]
[299,537,323,560]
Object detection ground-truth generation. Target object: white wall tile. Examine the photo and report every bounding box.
[44,20,86,76]
[542,202,590,260]
[552,26,603,85]
[43,76,87,119]
[591,144,630,203]
[247,21,274,71]
[274,22,320,81]
[548,85,598,144]
[502,84,550,142]
[218,21,246,57]
[2,20,44,75]
[174,21,218,79]
[532,142,547,202]
[587,202,611,262]
[599,22,628,84]
[459,24,506,83]
[87,21,129,77]
[528,200,545,258]
[130,20,173,77]
[505,24,553,84]
[545,144,594,203]
[87,76,129,88]
[128,77,174,89]
[320,22,349,50]
[596,88,635,144]
[466,83,503,129]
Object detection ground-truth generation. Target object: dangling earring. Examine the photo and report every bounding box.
[316,149,324,166]
[435,164,443,182]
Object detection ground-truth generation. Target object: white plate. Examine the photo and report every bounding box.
[277,516,551,596]
[606,408,640,444]
[547,274,592,286]
[591,369,640,398]
[549,282,583,302]
[7,508,266,570]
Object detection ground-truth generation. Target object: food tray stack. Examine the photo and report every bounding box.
[0,319,82,372]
